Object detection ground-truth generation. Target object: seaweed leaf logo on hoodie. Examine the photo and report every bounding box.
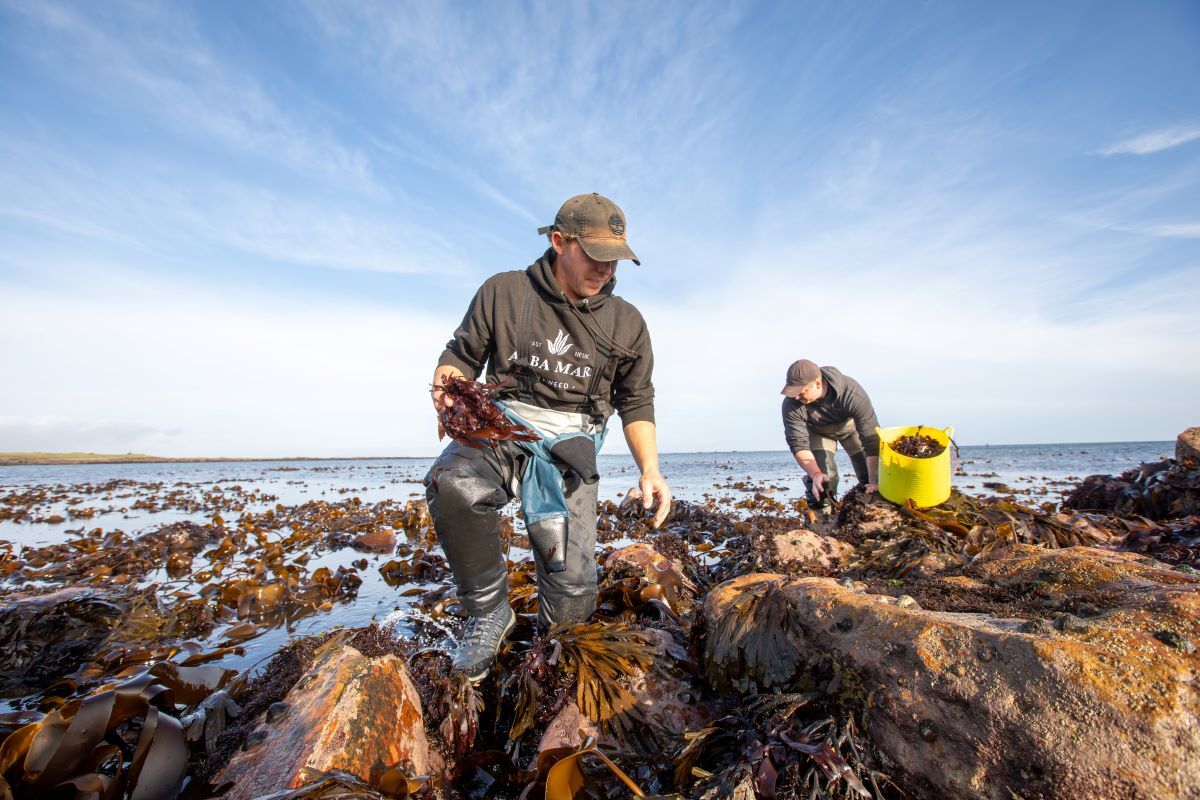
[546,329,572,356]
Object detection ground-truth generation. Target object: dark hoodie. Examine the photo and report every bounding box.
[781,367,880,456]
[437,249,655,425]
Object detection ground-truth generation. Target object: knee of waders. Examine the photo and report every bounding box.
[427,468,506,521]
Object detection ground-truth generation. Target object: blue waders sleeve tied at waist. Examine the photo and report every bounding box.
[499,403,606,573]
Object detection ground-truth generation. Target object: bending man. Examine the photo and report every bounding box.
[426,193,671,681]
[780,359,880,511]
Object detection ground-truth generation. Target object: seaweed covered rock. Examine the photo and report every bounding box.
[214,642,431,799]
[0,586,181,696]
[1117,516,1200,571]
[1064,434,1200,520]
[702,573,804,694]
[538,669,709,754]
[602,543,698,616]
[754,528,855,575]
[840,488,1110,578]
[703,545,1200,799]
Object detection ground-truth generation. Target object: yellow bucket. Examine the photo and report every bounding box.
[877,425,955,508]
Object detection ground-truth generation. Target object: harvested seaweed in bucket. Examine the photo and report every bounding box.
[891,431,946,458]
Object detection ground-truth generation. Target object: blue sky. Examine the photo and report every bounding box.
[1,0,1197,457]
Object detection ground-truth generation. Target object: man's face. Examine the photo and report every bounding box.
[789,378,824,405]
[551,234,616,302]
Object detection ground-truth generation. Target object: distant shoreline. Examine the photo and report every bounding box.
[0,440,1175,467]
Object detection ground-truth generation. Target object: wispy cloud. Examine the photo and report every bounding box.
[1100,125,1200,156]
[0,135,466,275]
[1136,222,1200,239]
[4,0,379,194]
[299,1,749,199]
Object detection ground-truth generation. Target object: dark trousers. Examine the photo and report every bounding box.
[424,440,598,630]
[803,418,870,504]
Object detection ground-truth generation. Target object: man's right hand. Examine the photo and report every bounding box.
[431,366,465,437]
[810,472,828,500]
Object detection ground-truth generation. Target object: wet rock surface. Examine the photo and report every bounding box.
[756,528,855,574]
[1178,427,1200,464]
[214,641,431,799]
[701,545,1200,799]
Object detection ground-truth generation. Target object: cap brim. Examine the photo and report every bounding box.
[781,384,801,396]
[579,236,640,265]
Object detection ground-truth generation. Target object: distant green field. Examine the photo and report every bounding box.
[0,452,161,464]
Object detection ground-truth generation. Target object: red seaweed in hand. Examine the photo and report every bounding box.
[437,376,539,448]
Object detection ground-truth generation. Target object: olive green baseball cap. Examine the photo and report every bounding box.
[537,193,640,265]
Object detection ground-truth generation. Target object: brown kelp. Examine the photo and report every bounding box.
[1115,515,1200,571]
[843,489,1112,578]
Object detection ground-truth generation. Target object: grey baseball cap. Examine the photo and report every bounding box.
[781,359,822,394]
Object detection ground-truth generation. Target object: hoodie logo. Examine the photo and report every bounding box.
[546,329,572,356]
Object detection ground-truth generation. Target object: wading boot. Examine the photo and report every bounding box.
[453,602,516,683]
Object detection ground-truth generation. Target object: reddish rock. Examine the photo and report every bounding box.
[538,700,598,752]
[604,543,697,612]
[702,546,1200,799]
[538,670,709,754]
[353,528,396,553]
[1178,427,1200,464]
[604,542,678,579]
[215,644,430,798]
[757,528,854,574]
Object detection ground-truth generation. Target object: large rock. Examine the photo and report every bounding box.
[702,546,1200,799]
[215,644,430,798]
[1179,427,1200,464]
[754,528,855,574]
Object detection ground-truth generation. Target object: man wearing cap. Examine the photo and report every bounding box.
[780,360,881,512]
[425,193,671,681]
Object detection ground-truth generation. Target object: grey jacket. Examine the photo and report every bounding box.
[437,249,655,425]
[781,367,880,456]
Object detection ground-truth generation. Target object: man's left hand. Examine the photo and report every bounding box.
[639,469,673,528]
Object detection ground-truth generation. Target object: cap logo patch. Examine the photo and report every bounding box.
[608,213,625,237]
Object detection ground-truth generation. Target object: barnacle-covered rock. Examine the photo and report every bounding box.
[753,528,855,575]
[721,545,1200,799]
[214,642,432,798]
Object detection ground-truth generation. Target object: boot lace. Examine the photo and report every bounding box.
[462,606,508,651]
